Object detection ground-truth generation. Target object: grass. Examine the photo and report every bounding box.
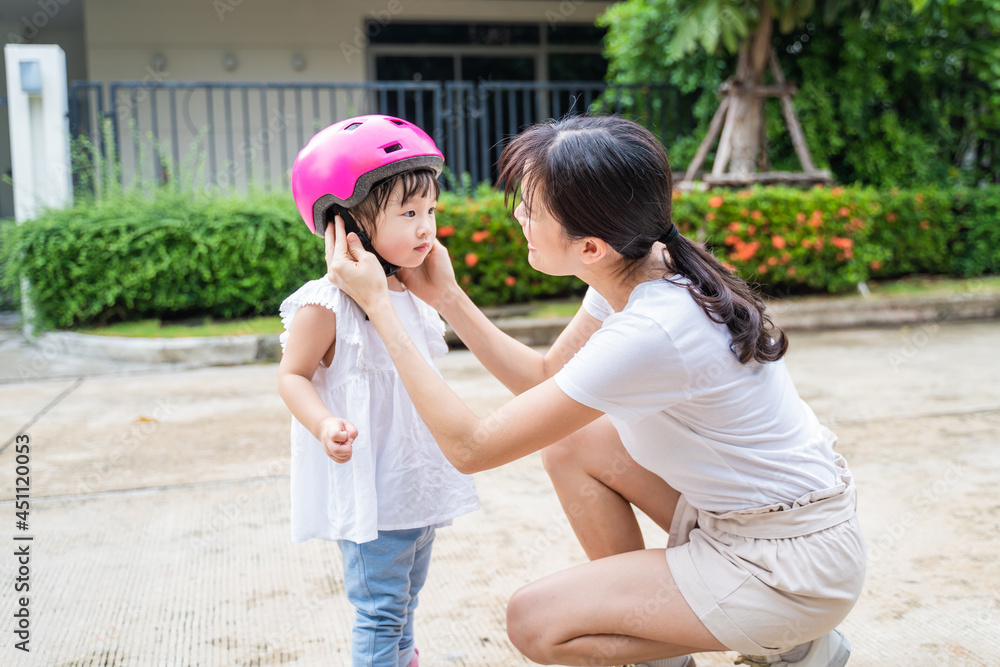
[865,274,1000,296]
[525,300,583,318]
[66,275,999,337]
[76,316,284,338]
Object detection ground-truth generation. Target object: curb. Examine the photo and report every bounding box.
[765,291,1000,331]
[11,291,1000,367]
[35,331,282,366]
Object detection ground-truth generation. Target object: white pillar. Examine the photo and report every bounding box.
[4,44,73,339]
[5,44,72,221]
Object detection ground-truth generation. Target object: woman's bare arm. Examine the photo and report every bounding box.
[398,240,603,395]
[328,220,604,473]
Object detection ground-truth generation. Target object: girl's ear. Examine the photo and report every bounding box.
[579,237,610,265]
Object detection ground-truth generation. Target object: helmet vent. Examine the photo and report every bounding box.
[344,122,363,131]
[388,119,406,126]
[383,143,403,153]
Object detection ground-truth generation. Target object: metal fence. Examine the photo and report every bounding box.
[68,80,696,195]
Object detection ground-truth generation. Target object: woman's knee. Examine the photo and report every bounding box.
[506,584,557,663]
[540,436,579,477]
[540,418,612,477]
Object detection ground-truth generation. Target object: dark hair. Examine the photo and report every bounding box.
[327,168,440,241]
[498,115,787,364]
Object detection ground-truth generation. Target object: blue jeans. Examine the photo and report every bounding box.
[338,526,435,667]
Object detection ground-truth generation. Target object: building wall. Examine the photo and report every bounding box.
[84,0,611,84]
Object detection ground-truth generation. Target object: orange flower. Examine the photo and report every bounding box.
[751,209,763,220]
[831,237,853,250]
[837,206,850,218]
[787,266,797,277]
[915,193,924,203]
[801,238,812,249]
[870,260,883,271]
[886,212,898,223]
[767,256,779,266]
[747,225,757,235]
[723,261,736,272]
[772,235,786,249]
[709,195,724,208]
[740,208,750,218]
[831,186,844,197]
[728,221,742,232]
[471,230,490,243]
[464,252,479,267]
[796,212,807,224]
[437,225,456,238]
[731,240,761,261]
[757,264,768,274]
[705,212,716,222]
[504,275,516,287]
[725,235,740,246]
[919,220,930,230]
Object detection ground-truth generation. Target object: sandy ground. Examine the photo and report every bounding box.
[0,320,998,666]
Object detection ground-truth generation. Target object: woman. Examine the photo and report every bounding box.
[325,115,865,667]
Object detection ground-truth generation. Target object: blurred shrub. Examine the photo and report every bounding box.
[2,182,997,331]
[0,189,324,330]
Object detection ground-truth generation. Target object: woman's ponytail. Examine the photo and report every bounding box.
[663,235,787,364]
[499,115,787,365]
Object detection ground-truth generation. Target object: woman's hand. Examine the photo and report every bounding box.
[396,238,458,310]
[318,416,358,463]
[325,215,389,312]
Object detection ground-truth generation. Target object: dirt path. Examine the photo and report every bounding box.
[0,321,997,665]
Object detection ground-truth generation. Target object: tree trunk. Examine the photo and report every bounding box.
[725,3,773,176]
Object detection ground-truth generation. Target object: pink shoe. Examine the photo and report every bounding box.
[407,648,419,667]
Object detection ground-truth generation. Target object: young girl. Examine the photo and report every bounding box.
[327,115,865,667]
[278,115,479,667]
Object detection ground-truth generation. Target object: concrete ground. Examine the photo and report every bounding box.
[0,319,998,666]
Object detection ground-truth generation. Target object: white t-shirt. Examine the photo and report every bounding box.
[280,278,479,544]
[555,281,840,513]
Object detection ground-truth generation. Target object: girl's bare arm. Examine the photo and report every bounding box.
[278,305,337,435]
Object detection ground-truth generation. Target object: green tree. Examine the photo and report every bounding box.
[600,0,1000,185]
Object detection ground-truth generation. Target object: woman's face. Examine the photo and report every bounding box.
[371,181,437,269]
[513,178,574,276]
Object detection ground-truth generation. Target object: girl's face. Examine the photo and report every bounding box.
[513,178,574,276]
[371,181,437,269]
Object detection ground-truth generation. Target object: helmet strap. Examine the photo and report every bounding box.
[330,205,401,277]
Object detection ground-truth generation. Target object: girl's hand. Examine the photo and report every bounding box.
[318,416,358,463]
[396,239,458,309]
[325,215,389,312]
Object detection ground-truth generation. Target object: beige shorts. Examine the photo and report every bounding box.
[665,454,866,655]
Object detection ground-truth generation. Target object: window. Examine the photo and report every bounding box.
[368,21,606,83]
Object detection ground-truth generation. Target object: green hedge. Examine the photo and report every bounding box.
[1,184,997,331]
[673,185,998,293]
[0,189,325,330]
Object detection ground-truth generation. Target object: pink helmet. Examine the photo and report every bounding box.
[291,114,444,237]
